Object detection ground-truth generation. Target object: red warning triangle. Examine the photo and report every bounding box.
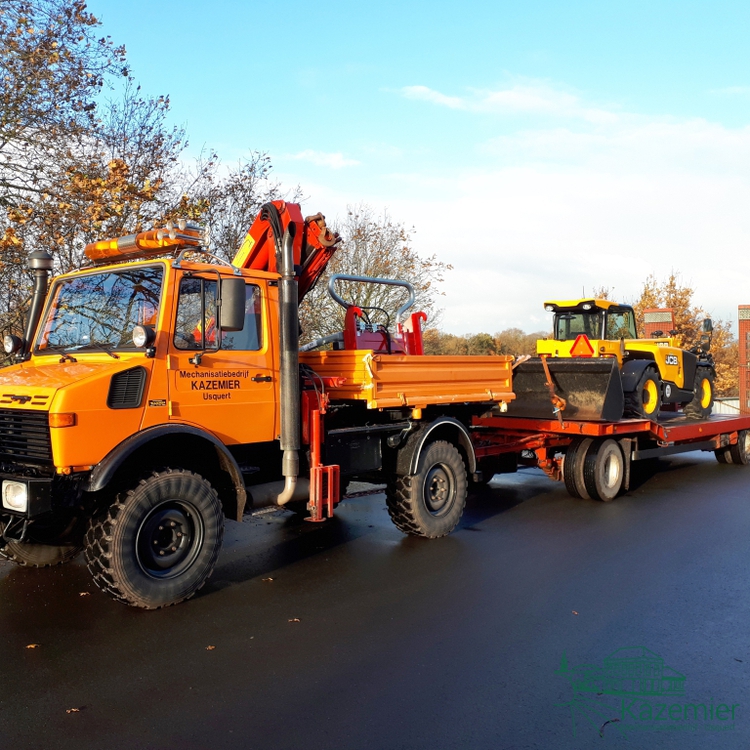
[570,334,594,357]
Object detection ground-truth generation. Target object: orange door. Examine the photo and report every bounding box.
[167,274,277,445]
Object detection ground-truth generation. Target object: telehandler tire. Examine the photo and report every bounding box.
[0,514,84,567]
[684,367,714,419]
[563,437,593,499]
[582,439,624,501]
[84,469,224,609]
[386,440,467,538]
[624,368,661,419]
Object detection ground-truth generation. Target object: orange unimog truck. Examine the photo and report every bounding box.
[0,202,514,609]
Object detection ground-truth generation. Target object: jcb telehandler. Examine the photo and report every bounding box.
[508,298,715,422]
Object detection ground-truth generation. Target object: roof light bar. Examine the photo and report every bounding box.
[84,221,205,264]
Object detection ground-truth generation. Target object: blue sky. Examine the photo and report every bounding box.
[92,0,750,333]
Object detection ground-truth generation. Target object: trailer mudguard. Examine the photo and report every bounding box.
[85,424,248,521]
[395,417,476,477]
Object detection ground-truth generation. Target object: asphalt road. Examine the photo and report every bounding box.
[1,452,749,750]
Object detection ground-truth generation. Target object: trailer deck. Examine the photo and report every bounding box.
[470,412,750,501]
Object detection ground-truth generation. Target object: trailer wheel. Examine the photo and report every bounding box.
[583,439,624,501]
[563,437,593,499]
[714,447,732,464]
[729,430,750,465]
[624,368,661,419]
[84,469,224,609]
[684,367,714,419]
[386,441,467,538]
[0,514,84,567]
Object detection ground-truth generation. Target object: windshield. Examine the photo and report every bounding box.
[554,311,604,340]
[36,266,164,353]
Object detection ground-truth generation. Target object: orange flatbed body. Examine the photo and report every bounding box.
[300,350,515,410]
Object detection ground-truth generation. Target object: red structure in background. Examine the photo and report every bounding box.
[642,308,675,338]
[739,306,750,414]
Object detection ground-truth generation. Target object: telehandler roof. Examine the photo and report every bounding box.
[543,298,619,312]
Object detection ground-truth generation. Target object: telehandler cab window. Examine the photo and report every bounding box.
[174,278,262,351]
[554,311,603,341]
[605,309,637,339]
[37,266,163,353]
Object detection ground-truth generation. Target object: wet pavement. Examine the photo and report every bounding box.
[1,453,749,749]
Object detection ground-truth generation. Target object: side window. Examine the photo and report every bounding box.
[606,311,636,339]
[221,284,263,351]
[174,277,218,350]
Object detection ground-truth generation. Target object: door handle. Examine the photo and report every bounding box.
[251,374,273,382]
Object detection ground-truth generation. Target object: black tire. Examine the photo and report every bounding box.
[624,368,661,419]
[583,439,624,501]
[84,469,224,609]
[0,513,84,568]
[715,448,732,464]
[729,430,750,465]
[563,437,593,499]
[386,441,467,538]
[683,367,715,419]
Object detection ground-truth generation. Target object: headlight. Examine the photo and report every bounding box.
[132,325,155,348]
[2,481,28,512]
[3,334,22,354]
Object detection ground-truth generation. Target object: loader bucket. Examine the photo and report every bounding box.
[506,358,624,422]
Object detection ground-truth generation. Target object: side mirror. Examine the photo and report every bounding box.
[220,277,246,332]
[651,330,663,338]
[703,319,713,333]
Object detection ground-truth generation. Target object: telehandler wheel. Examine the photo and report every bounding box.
[386,440,467,538]
[624,368,661,419]
[0,514,84,567]
[729,430,750,465]
[84,469,224,609]
[583,439,624,502]
[683,367,714,419]
[563,437,593,499]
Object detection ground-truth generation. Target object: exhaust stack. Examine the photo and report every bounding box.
[276,227,301,505]
[20,250,54,360]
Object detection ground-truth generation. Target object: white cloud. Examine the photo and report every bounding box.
[710,86,750,95]
[286,149,360,169]
[400,82,618,124]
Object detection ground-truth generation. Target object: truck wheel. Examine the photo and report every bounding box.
[624,368,661,419]
[84,469,224,609]
[0,514,84,567]
[386,440,467,538]
[715,447,732,464]
[729,430,750,465]
[683,367,714,419]
[583,439,624,501]
[563,437,593,499]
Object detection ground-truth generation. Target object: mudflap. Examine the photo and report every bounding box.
[506,358,624,422]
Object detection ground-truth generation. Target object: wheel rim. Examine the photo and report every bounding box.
[422,463,456,517]
[642,379,658,414]
[602,453,621,489]
[700,378,712,408]
[742,432,750,455]
[135,500,204,579]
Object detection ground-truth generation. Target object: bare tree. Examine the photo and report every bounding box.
[300,204,450,343]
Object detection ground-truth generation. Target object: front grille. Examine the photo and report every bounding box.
[0,409,52,464]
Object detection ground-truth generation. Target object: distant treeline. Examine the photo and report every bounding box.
[422,328,549,357]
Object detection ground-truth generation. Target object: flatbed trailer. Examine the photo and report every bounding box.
[470,413,750,501]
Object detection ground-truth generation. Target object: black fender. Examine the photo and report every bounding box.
[85,424,247,521]
[621,359,656,393]
[395,417,476,477]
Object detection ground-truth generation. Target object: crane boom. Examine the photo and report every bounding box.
[232,200,341,300]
